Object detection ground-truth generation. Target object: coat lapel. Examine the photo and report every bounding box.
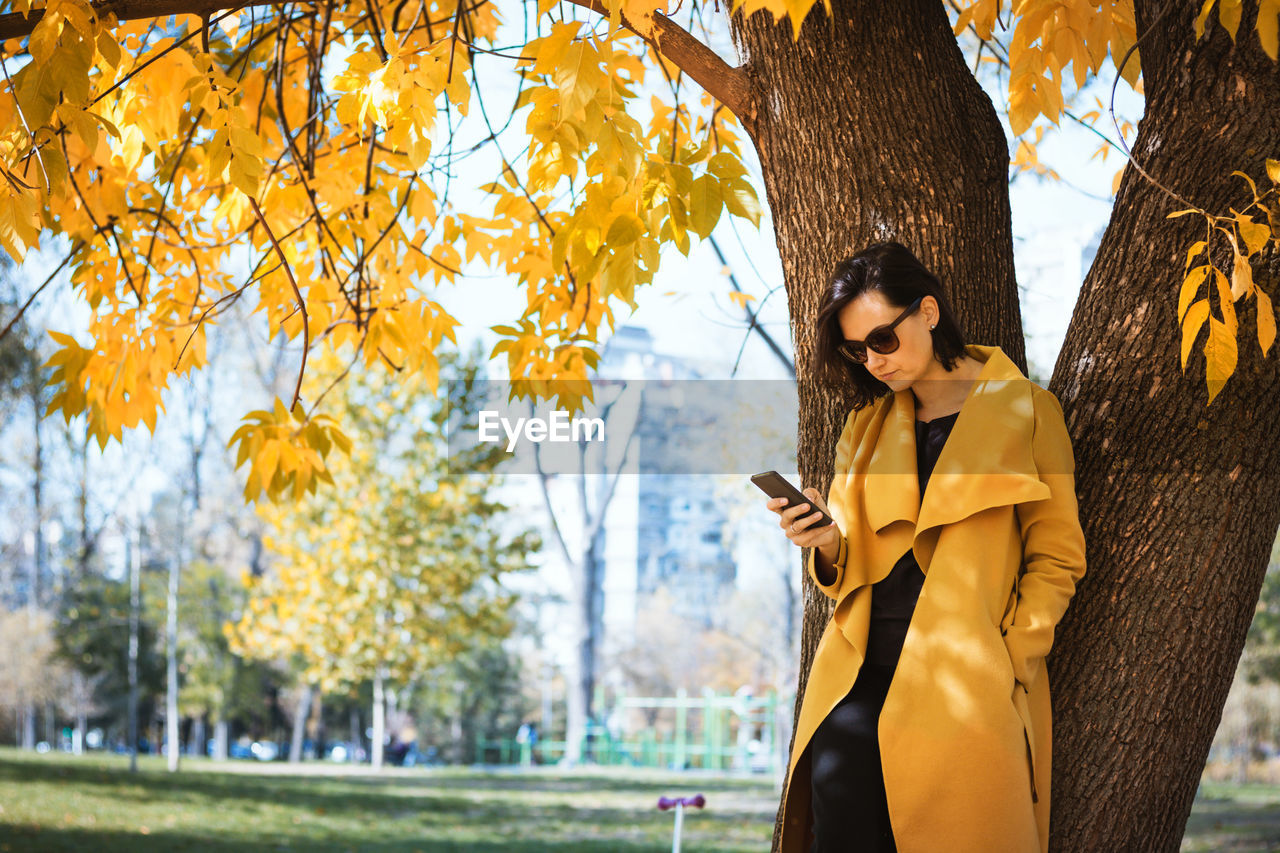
[862,344,1051,544]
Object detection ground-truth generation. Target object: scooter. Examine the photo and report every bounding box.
[657,794,706,853]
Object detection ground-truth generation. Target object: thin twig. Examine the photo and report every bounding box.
[90,4,249,107]
[0,241,84,343]
[0,52,49,188]
[143,108,205,280]
[446,0,464,84]
[249,197,309,412]
[309,339,362,412]
[1109,0,1193,209]
[364,0,390,60]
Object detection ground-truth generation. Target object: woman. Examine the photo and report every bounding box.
[765,242,1087,853]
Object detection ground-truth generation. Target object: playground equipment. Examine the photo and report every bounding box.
[475,686,793,770]
[657,794,706,853]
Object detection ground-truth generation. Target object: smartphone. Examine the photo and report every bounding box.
[750,470,834,528]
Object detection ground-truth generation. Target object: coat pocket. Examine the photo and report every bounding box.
[1012,683,1039,804]
[999,560,1024,636]
[999,582,1018,636]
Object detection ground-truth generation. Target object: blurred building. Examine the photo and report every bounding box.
[595,326,738,637]
[1014,222,1104,382]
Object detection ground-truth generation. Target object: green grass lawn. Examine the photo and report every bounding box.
[1182,779,1280,853]
[4,748,1280,851]
[0,747,780,852]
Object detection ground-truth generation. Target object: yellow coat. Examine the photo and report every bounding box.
[778,343,1087,853]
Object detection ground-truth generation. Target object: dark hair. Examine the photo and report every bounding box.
[814,241,969,410]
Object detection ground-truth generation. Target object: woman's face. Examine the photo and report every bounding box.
[836,290,939,388]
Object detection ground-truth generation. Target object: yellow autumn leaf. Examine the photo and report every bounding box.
[1181,299,1209,372]
[1195,0,1218,41]
[688,173,722,239]
[1212,266,1238,336]
[1256,283,1277,356]
[1179,265,1210,323]
[1219,0,1243,41]
[1236,213,1271,257]
[1259,0,1280,58]
[1230,245,1254,300]
[1204,315,1237,404]
[1185,240,1207,269]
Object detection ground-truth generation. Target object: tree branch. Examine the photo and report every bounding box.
[0,0,756,124]
[561,0,755,124]
[0,0,242,42]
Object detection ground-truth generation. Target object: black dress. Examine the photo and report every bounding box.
[808,410,961,853]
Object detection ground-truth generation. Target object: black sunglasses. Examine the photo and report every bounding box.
[837,296,925,364]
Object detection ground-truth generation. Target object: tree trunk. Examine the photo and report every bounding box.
[313,690,324,759]
[29,351,44,610]
[349,707,361,762]
[212,718,228,761]
[534,392,640,768]
[128,520,140,774]
[567,532,607,766]
[166,547,181,772]
[74,711,86,754]
[724,0,1022,846]
[1044,2,1280,849]
[73,670,88,756]
[23,353,44,752]
[450,680,465,764]
[190,713,205,758]
[371,669,385,770]
[20,703,34,750]
[289,684,313,764]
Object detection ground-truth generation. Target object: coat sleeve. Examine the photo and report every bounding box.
[805,408,859,600]
[1004,388,1088,688]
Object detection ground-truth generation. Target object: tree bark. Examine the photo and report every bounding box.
[725,0,1023,846]
[313,690,325,759]
[371,668,385,770]
[190,713,205,758]
[1046,2,1280,849]
[567,531,607,766]
[726,0,1280,850]
[212,717,228,761]
[128,520,141,774]
[535,390,641,767]
[166,543,181,772]
[23,348,44,751]
[289,684,313,764]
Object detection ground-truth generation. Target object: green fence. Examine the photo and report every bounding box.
[473,687,789,773]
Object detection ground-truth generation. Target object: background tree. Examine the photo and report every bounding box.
[530,379,643,765]
[0,608,67,746]
[1241,535,1280,685]
[169,555,253,759]
[229,344,541,768]
[411,631,533,764]
[54,568,165,749]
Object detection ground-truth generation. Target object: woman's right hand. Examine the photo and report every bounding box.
[766,487,841,562]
